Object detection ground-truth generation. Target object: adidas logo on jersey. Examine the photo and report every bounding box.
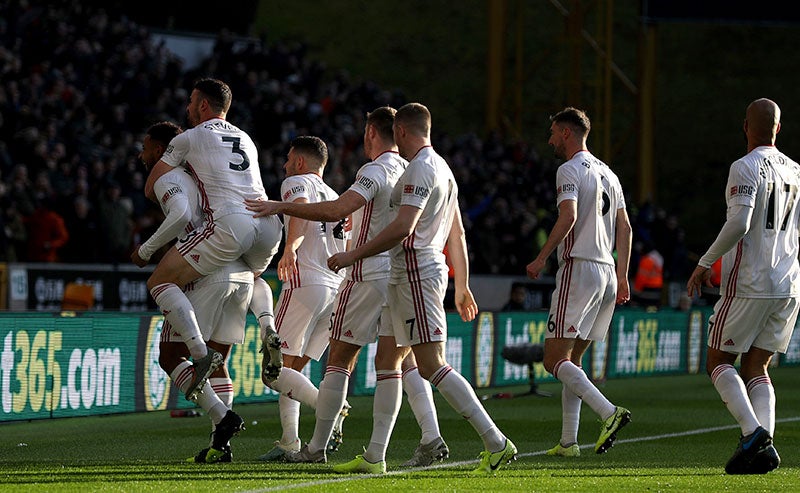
[433,328,442,335]
[343,330,353,338]
[724,339,735,346]
[190,254,200,263]
[567,326,577,333]
[280,341,289,349]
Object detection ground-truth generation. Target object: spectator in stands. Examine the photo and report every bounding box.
[97,178,133,263]
[632,242,664,307]
[7,164,36,217]
[61,196,100,263]
[501,283,528,312]
[24,196,69,262]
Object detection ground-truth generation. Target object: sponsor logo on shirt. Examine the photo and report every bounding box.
[161,186,181,205]
[165,144,174,155]
[730,184,755,197]
[357,175,374,189]
[403,185,429,198]
[283,185,306,200]
[558,183,576,194]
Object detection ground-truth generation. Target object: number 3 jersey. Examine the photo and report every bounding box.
[555,150,626,267]
[161,117,267,217]
[721,145,800,298]
[281,173,348,289]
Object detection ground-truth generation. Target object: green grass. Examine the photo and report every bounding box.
[1,367,798,492]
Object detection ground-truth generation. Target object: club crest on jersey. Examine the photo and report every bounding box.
[730,184,755,197]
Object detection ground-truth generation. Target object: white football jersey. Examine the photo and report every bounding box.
[347,150,407,281]
[141,167,252,286]
[280,173,347,289]
[161,117,267,217]
[389,146,458,284]
[555,150,625,266]
[720,145,800,298]
[138,168,207,261]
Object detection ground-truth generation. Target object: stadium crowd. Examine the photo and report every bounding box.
[0,2,688,284]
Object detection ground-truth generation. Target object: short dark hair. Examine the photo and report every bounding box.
[146,121,182,147]
[291,136,328,167]
[395,102,431,136]
[366,106,396,141]
[550,107,591,135]
[194,78,232,113]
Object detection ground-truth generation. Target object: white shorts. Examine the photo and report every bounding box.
[275,284,338,361]
[546,259,616,341]
[161,278,253,346]
[389,272,448,347]
[330,279,388,347]
[708,296,800,354]
[176,213,282,276]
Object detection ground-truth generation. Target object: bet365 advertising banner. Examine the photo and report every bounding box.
[2,307,800,422]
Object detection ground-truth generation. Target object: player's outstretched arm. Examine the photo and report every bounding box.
[247,190,366,222]
[244,199,284,217]
[328,204,421,273]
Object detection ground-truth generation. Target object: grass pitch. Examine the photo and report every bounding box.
[1,366,798,492]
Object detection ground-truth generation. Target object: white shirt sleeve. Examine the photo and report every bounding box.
[556,163,580,205]
[348,164,382,203]
[160,131,189,168]
[698,204,752,268]
[399,162,433,210]
[138,173,194,261]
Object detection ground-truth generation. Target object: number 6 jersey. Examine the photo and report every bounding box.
[555,150,626,267]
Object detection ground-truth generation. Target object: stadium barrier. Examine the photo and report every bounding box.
[2,307,799,422]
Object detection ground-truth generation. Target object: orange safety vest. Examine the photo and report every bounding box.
[633,251,664,291]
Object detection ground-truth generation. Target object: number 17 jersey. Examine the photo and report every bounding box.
[722,145,800,298]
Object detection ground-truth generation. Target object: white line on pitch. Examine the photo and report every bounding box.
[244,416,800,492]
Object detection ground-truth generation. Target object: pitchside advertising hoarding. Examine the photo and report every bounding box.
[1,308,799,422]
